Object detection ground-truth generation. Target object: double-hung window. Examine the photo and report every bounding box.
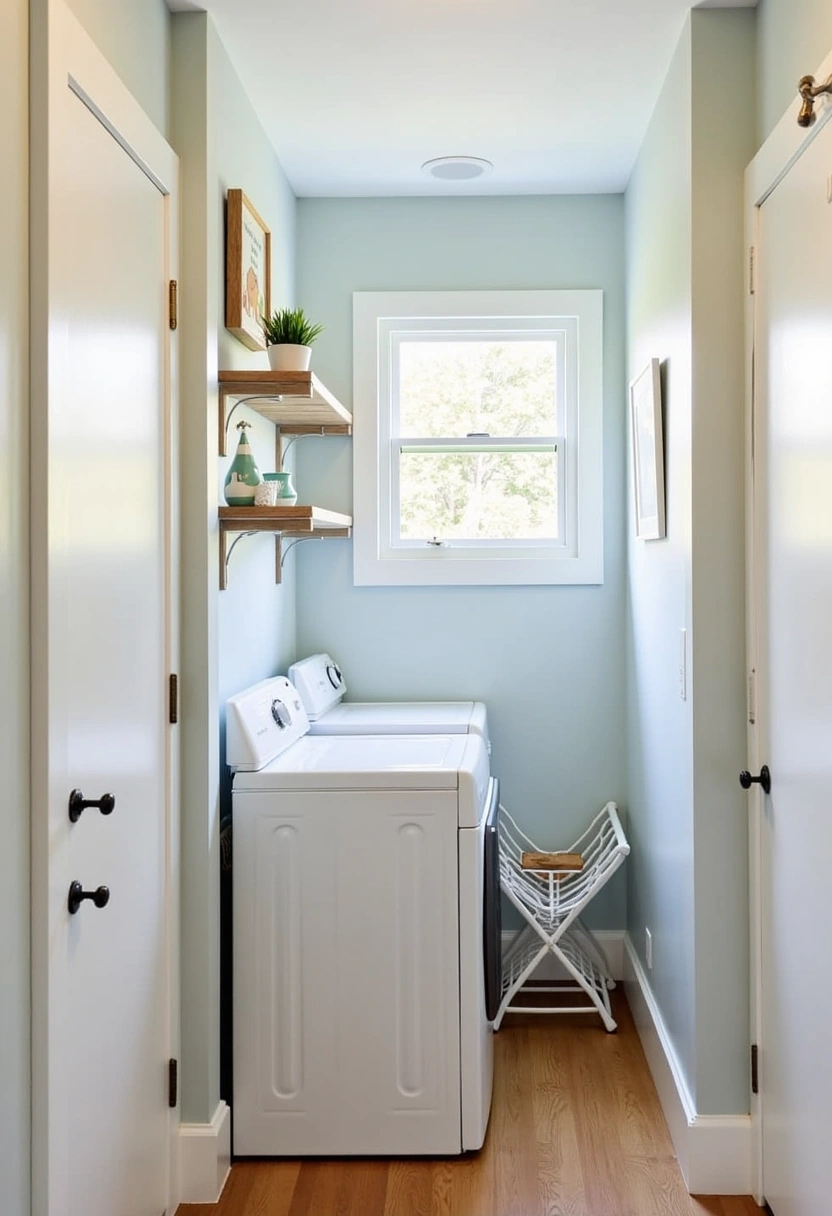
[353,289,603,586]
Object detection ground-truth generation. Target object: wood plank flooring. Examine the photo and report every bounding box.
[178,990,761,1216]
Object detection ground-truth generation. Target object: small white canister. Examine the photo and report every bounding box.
[253,480,276,506]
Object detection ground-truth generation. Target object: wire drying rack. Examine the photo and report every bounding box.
[496,801,629,1032]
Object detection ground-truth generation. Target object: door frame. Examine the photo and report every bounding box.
[743,47,832,1207]
[29,1,180,1212]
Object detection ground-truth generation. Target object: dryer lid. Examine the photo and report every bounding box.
[288,653,346,719]
[226,676,309,771]
[307,700,490,752]
[232,732,491,826]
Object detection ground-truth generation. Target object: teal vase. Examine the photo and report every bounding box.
[224,421,262,505]
[264,471,297,505]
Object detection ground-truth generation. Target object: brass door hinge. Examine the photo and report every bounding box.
[749,247,756,295]
[169,1058,178,1108]
[169,280,178,330]
[169,673,178,724]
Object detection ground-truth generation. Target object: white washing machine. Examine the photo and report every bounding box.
[227,677,501,1158]
[288,653,490,751]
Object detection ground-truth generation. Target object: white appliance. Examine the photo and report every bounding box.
[288,653,490,751]
[227,676,500,1158]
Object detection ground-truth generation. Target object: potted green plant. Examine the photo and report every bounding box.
[261,306,324,372]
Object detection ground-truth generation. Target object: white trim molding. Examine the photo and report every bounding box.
[623,936,752,1195]
[352,288,604,587]
[178,1100,231,1205]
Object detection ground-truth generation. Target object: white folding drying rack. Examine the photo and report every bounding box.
[496,801,629,1032]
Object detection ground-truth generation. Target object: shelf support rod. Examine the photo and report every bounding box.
[219,528,257,590]
[275,530,351,584]
[277,427,331,471]
[220,393,286,456]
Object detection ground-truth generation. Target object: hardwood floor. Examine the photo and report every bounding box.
[178,990,761,1216]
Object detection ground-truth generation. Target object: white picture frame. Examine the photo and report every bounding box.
[629,358,666,540]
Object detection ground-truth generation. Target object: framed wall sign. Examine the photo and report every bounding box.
[225,189,271,351]
[629,358,666,540]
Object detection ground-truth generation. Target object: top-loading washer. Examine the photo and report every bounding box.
[287,653,490,751]
[227,676,500,1158]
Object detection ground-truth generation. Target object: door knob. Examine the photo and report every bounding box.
[68,789,116,823]
[67,881,110,915]
[739,765,771,795]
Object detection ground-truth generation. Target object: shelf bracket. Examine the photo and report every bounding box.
[220,524,351,588]
[275,529,352,585]
[220,393,285,456]
[219,529,257,590]
[276,428,330,471]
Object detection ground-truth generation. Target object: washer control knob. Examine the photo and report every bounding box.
[271,699,292,729]
[326,663,342,690]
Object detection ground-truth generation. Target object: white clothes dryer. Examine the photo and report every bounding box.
[288,653,490,752]
[227,677,500,1158]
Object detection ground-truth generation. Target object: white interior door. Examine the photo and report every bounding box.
[31,5,179,1215]
[753,108,832,1216]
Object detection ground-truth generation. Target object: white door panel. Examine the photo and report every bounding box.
[33,9,177,1209]
[756,112,832,1216]
[59,89,168,1216]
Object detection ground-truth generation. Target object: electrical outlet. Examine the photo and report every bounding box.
[645,927,653,970]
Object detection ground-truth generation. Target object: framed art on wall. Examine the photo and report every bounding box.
[629,358,666,540]
[225,189,271,351]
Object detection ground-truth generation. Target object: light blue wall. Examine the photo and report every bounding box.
[626,21,697,1095]
[757,0,832,145]
[171,11,298,1123]
[690,8,756,1119]
[296,195,628,928]
[213,22,297,711]
[0,2,29,1212]
[626,10,755,1116]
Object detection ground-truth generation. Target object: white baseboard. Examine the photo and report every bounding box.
[179,1100,231,1204]
[623,935,752,1195]
[501,928,625,982]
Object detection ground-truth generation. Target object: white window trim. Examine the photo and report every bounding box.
[353,289,603,586]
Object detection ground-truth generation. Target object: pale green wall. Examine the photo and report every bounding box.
[296,195,628,928]
[171,11,298,1124]
[0,1,29,1212]
[64,0,170,137]
[625,9,755,1116]
[757,0,832,144]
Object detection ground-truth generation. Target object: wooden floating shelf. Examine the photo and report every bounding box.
[218,370,352,454]
[218,505,352,589]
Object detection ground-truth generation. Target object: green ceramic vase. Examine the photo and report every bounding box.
[224,421,262,506]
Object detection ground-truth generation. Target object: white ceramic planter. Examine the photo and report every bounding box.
[267,343,312,372]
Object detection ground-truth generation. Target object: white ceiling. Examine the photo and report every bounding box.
[168,0,757,197]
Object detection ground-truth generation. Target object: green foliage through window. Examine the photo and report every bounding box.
[395,339,561,542]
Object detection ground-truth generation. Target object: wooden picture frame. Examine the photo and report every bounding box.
[225,189,271,351]
[629,358,666,540]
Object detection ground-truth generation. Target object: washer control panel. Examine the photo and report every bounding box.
[226,676,309,771]
[288,653,346,720]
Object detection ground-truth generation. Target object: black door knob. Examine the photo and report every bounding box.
[67,881,111,915]
[68,789,116,823]
[739,765,771,795]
